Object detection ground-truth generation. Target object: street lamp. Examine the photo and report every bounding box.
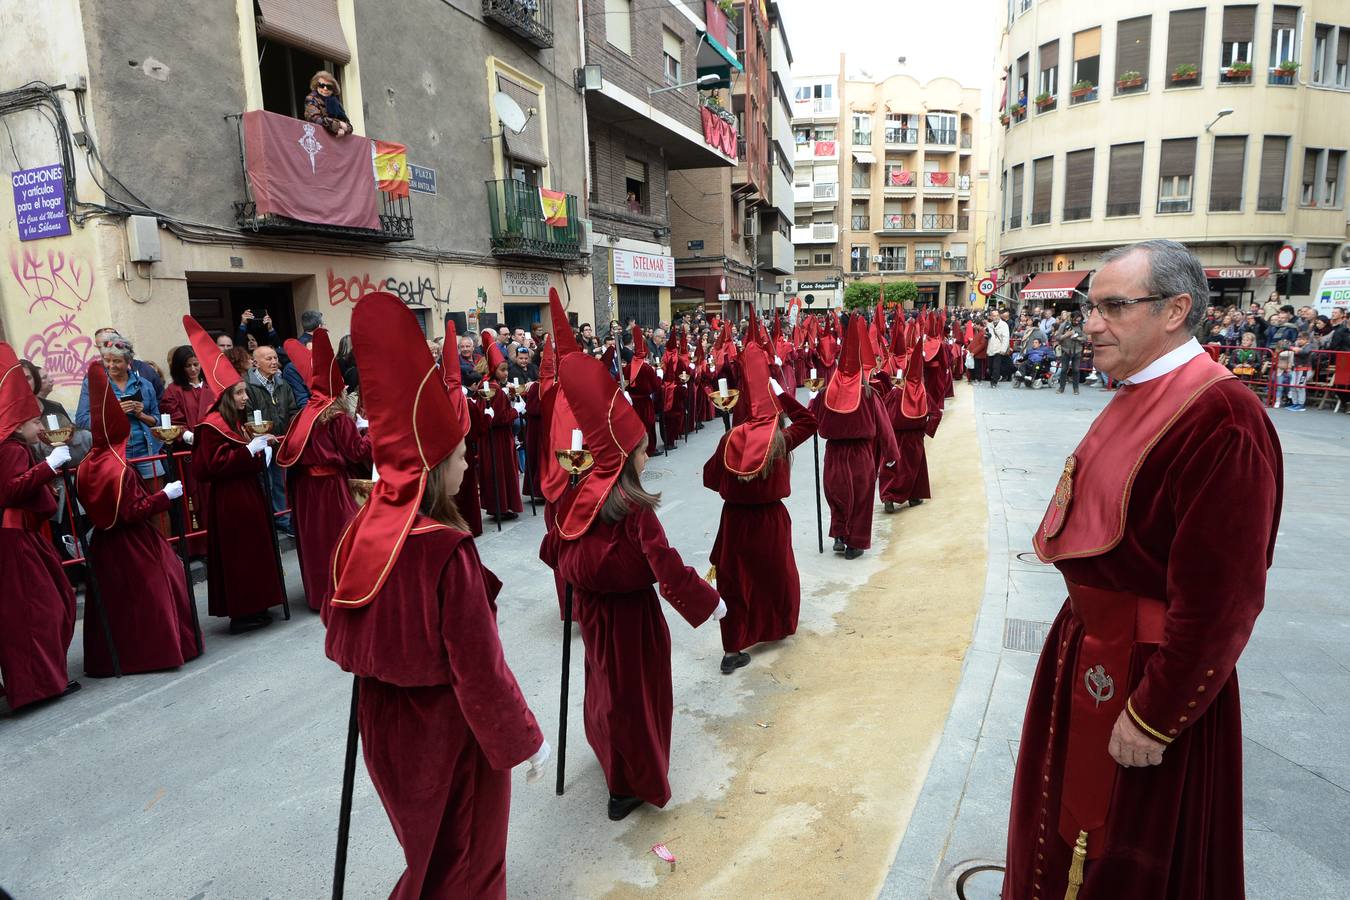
[1204,108,1235,132]
[649,74,721,96]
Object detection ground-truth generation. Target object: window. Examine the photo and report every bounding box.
[853,163,872,188]
[624,156,648,213]
[1018,0,1032,13]
[1000,170,1007,231]
[1325,150,1345,206]
[1302,147,1322,205]
[916,243,942,270]
[1166,8,1206,87]
[1031,156,1053,224]
[1157,138,1197,212]
[662,28,682,85]
[1009,163,1024,228]
[257,29,348,121]
[1312,24,1349,86]
[1072,27,1101,97]
[1220,6,1255,67]
[885,113,915,144]
[813,250,833,266]
[1271,7,1300,72]
[1209,135,1247,211]
[1257,136,1289,211]
[588,140,598,201]
[1038,40,1059,104]
[851,203,869,230]
[1015,53,1030,111]
[884,163,913,187]
[879,245,906,272]
[850,245,871,272]
[605,0,632,54]
[1107,142,1145,216]
[852,112,872,145]
[1115,16,1151,92]
[497,72,548,176]
[1338,29,1350,86]
[795,251,810,268]
[925,112,957,144]
[1063,148,1095,220]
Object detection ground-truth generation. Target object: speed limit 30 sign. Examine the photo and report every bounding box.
[977,277,997,297]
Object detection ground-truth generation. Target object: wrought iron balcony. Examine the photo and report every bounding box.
[922,213,956,230]
[878,213,917,232]
[482,0,554,48]
[486,179,580,259]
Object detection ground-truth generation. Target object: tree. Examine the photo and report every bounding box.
[843,279,919,310]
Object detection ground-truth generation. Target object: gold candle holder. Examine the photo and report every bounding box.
[40,426,74,447]
[678,372,690,383]
[554,448,595,476]
[151,425,185,443]
[803,377,825,392]
[347,478,375,507]
[244,420,273,437]
[710,389,740,413]
[480,383,498,402]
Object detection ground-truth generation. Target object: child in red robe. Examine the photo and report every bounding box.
[880,333,931,512]
[477,341,523,521]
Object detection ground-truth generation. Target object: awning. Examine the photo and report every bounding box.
[255,0,351,65]
[1204,266,1270,279]
[853,150,876,164]
[1020,270,1089,301]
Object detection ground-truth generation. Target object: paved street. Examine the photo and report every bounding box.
[883,379,1350,900]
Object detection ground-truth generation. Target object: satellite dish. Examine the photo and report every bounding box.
[494,92,529,135]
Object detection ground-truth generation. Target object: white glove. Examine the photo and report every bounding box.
[461,386,470,397]
[355,416,369,431]
[45,445,72,471]
[162,481,184,500]
[712,598,728,621]
[485,406,495,419]
[182,429,194,446]
[885,460,896,468]
[770,378,784,396]
[525,739,552,785]
[656,368,664,380]
[246,435,269,456]
[774,355,783,366]
[512,400,526,415]
[264,446,273,467]
[808,391,819,402]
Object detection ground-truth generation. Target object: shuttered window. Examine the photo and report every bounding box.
[605,0,632,54]
[1106,142,1144,216]
[255,0,352,64]
[1302,147,1321,206]
[625,157,647,182]
[1039,41,1060,98]
[1271,6,1300,69]
[1166,8,1206,84]
[1257,136,1289,211]
[498,74,547,167]
[1221,6,1256,65]
[1072,27,1101,88]
[1009,164,1024,228]
[1115,16,1152,86]
[1158,138,1197,212]
[1063,149,1094,220]
[1209,135,1247,211]
[1031,157,1053,224]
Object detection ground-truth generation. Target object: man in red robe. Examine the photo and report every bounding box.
[626,324,662,454]
[880,341,931,511]
[1002,240,1282,900]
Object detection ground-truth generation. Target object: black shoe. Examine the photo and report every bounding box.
[650,449,665,457]
[833,537,845,553]
[843,546,863,560]
[608,794,644,821]
[884,501,896,514]
[720,652,751,674]
[908,498,924,508]
[502,511,519,521]
[229,613,273,635]
[63,680,82,696]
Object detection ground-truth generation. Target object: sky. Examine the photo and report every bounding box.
[774,0,1001,106]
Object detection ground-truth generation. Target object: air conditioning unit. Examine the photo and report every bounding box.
[943,251,953,259]
[578,218,594,256]
[1338,243,1350,267]
[783,279,796,293]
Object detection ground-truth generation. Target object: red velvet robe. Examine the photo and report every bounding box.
[693,366,716,423]
[808,390,899,550]
[0,438,75,709]
[703,392,816,653]
[325,519,542,900]
[923,354,947,438]
[523,383,545,500]
[456,397,484,537]
[160,381,216,556]
[83,468,200,676]
[626,363,662,451]
[477,386,522,517]
[192,419,286,619]
[878,388,931,504]
[540,502,720,806]
[659,364,691,449]
[287,414,371,612]
[1004,379,1282,900]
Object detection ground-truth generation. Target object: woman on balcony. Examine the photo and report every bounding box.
[303,70,352,137]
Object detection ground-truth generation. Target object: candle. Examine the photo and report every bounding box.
[252,410,262,425]
[160,414,171,428]
[718,377,728,396]
[571,429,583,451]
[513,378,520,387]
[45,414,58,430]
[810,368,817,379]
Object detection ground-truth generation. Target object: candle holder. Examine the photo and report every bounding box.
[151,425,185,444]
[40,426,75,447]
[506,382,527,399]
[553,448,595,476]
[710,389,740,413]
[803,377,825,392]
[244,420,273,437]
[480,383,498,402]
[347,478,375,507]
[679,372,690,383]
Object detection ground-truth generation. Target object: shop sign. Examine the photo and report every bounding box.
[501,269,551,297]
[613,249,675,287]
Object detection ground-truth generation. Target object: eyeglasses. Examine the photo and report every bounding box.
[1076,292,1170,321]
[317,83,335,91]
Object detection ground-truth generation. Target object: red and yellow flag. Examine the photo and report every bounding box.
[372,140,410,198]
[539,187,569,227]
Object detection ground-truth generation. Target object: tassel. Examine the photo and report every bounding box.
[1063,830,1087,900]
[705,565,717,584]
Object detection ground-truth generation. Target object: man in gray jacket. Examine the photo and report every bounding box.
[245,345,298,535]
[1054,312,1087,394]
[986,310,1011,387]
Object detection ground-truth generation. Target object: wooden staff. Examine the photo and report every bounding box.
[553,455,591,796]
[164,447,204,655]
[59,468,122,677]
[332,675,360,899]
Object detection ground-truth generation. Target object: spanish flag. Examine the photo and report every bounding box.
[539,187,569,227]
[372,140,410,198]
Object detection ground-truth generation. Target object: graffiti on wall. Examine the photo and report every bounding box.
[8,246,99,388]
[23,314,97,388]
[326,268,446,308]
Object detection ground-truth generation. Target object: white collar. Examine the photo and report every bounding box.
[1120,338,1205,385]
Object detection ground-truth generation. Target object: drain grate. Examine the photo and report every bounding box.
[1003,618,1052,653]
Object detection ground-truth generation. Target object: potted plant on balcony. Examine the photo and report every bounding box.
[1171,63,1199,84]
[717,0,734,13]
[999,110,1010,126]
[1009,100,1026,119]
[1273,59,1299,83]
[1224,60,1253,81]
[1034,91,1054,109]
[1116,70,1144,90]
[1070,79,1096,99]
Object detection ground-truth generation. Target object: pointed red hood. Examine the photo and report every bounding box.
[901,342,929,420]
[438,317,472,436]
[628,323,650,382]
[75,361,132,530]
[824,314,867,413]
[548,288,581,358]
[723,342,781,476]
[0,341,40,439]
[183,315,242,396]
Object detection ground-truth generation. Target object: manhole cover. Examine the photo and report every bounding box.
[1014,551,1048,565]
[1003,618,1052,653]
[950,862,1005,899]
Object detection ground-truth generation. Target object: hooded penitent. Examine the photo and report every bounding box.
[544,288,583,504]
[628,323,650,383]
[0,341,39,439]
[554,350,648,541]
[182,315,243,396]
[438,317,473,435]
[901,342,929,421]
[722,342,781,476]
[329,293,468,608]
[74,361,132,530]
[278,328,342,467]
[824,313,869,414]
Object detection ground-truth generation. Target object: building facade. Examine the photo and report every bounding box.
[991,0,1350,310]
[789,65,982,309]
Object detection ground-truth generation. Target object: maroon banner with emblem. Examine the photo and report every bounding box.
[243,109,380,231]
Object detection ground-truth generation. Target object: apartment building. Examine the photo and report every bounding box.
[992,0,1350,310]
[790,66,982,309]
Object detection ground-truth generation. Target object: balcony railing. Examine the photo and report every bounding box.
[884,127,919,145]
[1070,84,1099,105]
[1267,66,1298,85]
[957,174,972,192]
[794,140,839,162]
[880,213,917,231]
[1209,196,1242,212]
[795,97,840,117]
[486,179,581,259]
[1256,195,1284,212]
[850,257,871,273]
[883,170,917,191]
[853,130,873,145]
[791,223,838,243]
[481,0,553,48]
[852,173,871,190]
[878,257,906,272]
[923,171,956,189]
[1030,210,1051,225]
[814,182,838,201]
[947,256,968,271]
[1063,206,1091,221]
[1105,202,1139,217]
[851,215,870,230]
[922,214,955,230]
[926,128,958,145]
[961,132,973,148]
[915,254,942,271]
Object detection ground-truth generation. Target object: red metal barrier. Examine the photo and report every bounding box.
[1201,344,1278,407]
[1305,350,1350,411]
